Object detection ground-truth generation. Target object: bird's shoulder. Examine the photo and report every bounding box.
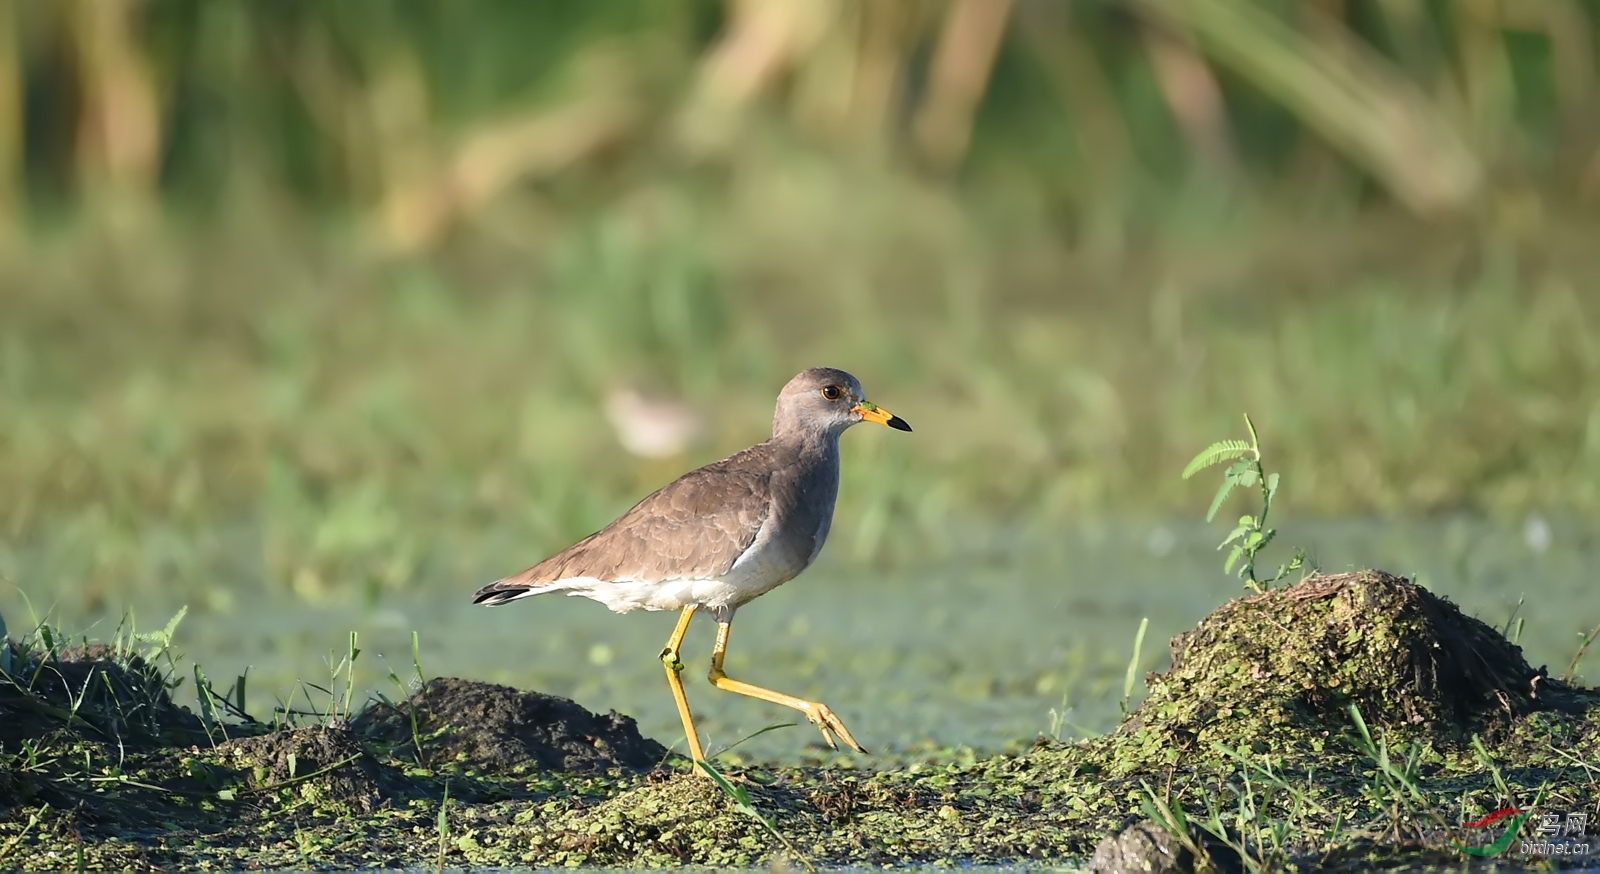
[622,441,780,521]
[519,441,784,584]
[601,441,780,537]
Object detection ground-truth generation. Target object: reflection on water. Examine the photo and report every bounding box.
[3,517,1595,762]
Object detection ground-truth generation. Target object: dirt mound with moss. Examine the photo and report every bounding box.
[350,677,668,772]
[0,642,205,748]
[212,725,406,815]
[1113,570,1583,765]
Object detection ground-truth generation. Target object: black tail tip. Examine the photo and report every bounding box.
[472,586,528,606]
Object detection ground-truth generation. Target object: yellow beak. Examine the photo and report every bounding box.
[851,401,912,432]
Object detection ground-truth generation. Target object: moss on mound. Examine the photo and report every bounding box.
[211,725,408,815]
[1110,570,1585,774]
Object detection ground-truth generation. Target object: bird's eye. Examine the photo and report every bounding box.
[820,385,843,401]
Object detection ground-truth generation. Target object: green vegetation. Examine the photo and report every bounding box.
[1184,413,1307,592]
[1,2,1590,225]
[1,2,1597,614]
[6,237,1600,613]
[697,758,817,874]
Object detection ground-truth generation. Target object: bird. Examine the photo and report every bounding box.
[473,367,912,762]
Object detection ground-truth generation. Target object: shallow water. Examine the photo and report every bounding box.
[3,516,1596,763]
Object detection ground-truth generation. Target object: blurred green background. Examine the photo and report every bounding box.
[0,0,1598,751]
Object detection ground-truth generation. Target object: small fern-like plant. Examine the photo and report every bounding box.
[1182,413,1306,593]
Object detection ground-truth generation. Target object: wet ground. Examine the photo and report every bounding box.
[2,570,1595,871]
[3,517,1593,762]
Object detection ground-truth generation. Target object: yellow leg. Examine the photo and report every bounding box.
[707,620,868,754]
[659,606,706,763]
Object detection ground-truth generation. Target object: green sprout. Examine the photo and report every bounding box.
[1182,413,1307,593]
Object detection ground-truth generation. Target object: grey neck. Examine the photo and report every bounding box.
[770,422,843,457]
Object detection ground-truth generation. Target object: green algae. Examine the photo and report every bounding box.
[2,571,1595,871]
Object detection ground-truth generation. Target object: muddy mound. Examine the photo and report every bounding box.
[1119,571,1582,757]
[1089,819,1242,874]
[215,725,400,815]
[0,642,205,748]
[351,677,668,772]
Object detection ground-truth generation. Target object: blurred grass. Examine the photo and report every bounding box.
[7,1,1599,231]
[0,1,1598,612]
[2,175,1598,612]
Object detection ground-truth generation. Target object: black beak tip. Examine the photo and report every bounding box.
[887,415,912,432]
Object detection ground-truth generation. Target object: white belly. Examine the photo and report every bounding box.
[546,514,809,615]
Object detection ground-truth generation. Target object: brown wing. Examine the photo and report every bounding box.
[473,447,774,604]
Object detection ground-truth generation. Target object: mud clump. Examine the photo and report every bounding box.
[351,677,668,772]
[1089,819,1242,874]
[1118,570,1583,760]
[0,642,205,748]
[215,725,401,815]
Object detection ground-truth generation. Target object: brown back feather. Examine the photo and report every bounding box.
[477,444,780,596]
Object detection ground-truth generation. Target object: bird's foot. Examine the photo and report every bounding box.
[801,701,868,755]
